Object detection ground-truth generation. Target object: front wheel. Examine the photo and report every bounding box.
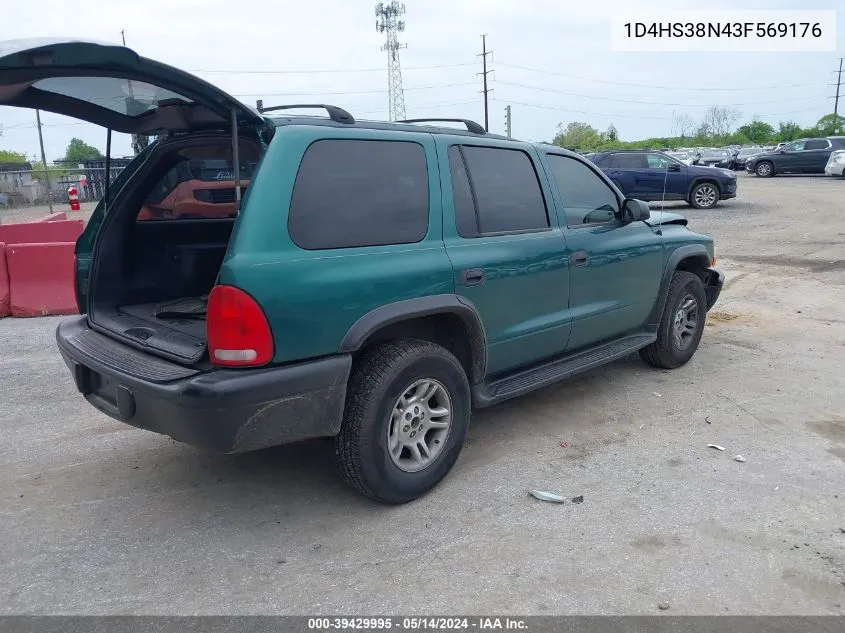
[639,271,707,369]
[689,182,720,209]
[334,340,471,504]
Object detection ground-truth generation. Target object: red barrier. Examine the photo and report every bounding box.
[0,219,83,245]
[6,242,78,317]
[0,242,9,317]
[35,212,68,222]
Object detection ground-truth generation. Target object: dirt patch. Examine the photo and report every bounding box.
[707,311,741,325]
[730,254,845,274]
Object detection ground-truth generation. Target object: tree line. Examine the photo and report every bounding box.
[551,107,845,152]
[0,137,103,167]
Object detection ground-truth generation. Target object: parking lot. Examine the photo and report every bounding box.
[1,172,844,615]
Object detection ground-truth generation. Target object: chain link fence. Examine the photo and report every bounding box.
[0,161,130,211]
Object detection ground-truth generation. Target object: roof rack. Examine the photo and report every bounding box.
[256,103,355,125]
[398,118,486,134]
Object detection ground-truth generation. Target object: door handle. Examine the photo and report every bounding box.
[460,268,485,286]
[570,251,589,267]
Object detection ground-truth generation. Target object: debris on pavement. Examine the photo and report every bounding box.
[705,416,712,424]
[559,441,568,448]
[528,490,567,503]
[734,455,747,463]
[571,495,584,504]
[652,392,662,397]
[707,444,726,451]
[658,602,671,611]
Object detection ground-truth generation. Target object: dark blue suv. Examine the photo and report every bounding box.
[588,150,737,209]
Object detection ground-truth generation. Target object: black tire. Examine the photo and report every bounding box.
[334,339,471,504]
[755,161,774,178]
[639,271,707,369]
[688,182,720,209]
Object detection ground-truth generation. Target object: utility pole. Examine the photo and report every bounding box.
[833,57,844,128]
[504,105,512,138]
[35,109,53,213]
[478,34,493,132]
[375,2,408,121]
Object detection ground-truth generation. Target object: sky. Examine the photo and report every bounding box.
[0,0,842,162]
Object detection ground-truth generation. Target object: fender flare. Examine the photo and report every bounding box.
[339,294,488,384]
[647,245,712,327]
[687,176,723,198]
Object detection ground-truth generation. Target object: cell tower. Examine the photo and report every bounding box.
[375,2,407,121]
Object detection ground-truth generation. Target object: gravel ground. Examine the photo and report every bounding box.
[1,173,844,615]
[0,202,97,225]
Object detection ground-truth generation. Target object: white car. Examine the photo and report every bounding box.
[824,149,845,176]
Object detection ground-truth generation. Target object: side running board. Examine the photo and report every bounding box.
[472,333,656,408]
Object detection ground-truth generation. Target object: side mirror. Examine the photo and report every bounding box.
[623,198,651,222]
[667,163,681,172]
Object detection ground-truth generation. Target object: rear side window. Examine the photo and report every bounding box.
[805,139,830,150]
[450,145,549,236]
[546,154,620,227]
[288,139,429,250]
[608,153,647,168]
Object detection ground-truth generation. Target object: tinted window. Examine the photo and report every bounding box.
[805,139,830,150]
[546,154,620,227]
[608,153,647,169]
[288,139,429,250]
[447,146,478,237]
[457,146,549,235]
[34,77,192,116]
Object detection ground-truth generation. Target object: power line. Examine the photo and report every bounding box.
[232,81,475,98]
[494,79,828,107]
[495,61,819,91]
[187,62,475,75]
[492,98,667,120]
[492,98,822,121]
[357,99,479,117]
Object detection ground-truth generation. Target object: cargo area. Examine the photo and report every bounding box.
[87,136,261,365]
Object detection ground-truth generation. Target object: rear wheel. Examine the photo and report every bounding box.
[334,340,471,504]
[755,161,774,177]
[639,271,707,369]
[689,182,720,209]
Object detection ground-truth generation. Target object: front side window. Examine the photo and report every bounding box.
[288,139,429,250]
[784,141,806,152]
[546,154,620,228]
[647,153,673,169]
[451,145,549,236]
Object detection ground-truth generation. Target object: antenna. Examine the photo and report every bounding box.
[375,2,408,121]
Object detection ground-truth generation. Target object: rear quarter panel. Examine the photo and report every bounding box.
[223,125,455,364]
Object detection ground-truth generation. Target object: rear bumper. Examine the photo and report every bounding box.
[825,163,845,176]
[704,268,724,311]
[56,317,351,453]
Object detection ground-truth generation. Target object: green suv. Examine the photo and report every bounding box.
[1,40,724,503]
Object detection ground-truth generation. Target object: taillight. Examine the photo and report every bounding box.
[207,285,274,367]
